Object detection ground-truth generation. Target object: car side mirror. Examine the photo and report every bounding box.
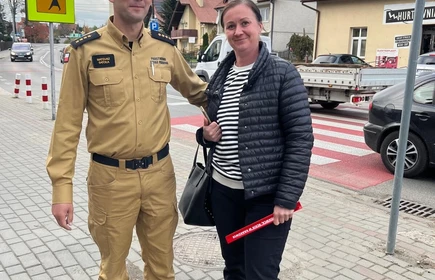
[201,54,207,62]
[197,51,203,62]
[8,48,11,50]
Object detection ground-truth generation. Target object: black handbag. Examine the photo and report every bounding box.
[178,145,215,226]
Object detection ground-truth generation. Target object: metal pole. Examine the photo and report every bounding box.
[49,22,56,120]
[386,0,425,255]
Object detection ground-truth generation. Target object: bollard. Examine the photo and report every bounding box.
[14,73,20,98]
[41,77,49,110]
[25,74,32,104]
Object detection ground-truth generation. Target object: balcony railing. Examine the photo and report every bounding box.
[171,29,198,39]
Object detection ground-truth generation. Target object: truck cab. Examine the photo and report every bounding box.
[194,34,272,82]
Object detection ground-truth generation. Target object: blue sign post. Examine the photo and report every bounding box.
[150,19,159,31]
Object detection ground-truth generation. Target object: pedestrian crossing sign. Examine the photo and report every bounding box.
[26,0,75,24]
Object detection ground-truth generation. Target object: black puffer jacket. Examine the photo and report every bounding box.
[196,42,313,210]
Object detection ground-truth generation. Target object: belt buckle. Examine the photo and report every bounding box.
[133,156,153,169]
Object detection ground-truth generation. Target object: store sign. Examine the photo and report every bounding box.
[394,35,411,48]
[384,3,435,24]
[375,49,399,68]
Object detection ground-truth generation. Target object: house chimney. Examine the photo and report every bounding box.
[196,0,203,7]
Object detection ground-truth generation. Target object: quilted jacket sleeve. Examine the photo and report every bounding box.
[274,63,314,210]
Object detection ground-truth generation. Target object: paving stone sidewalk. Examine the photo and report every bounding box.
[0,84,434,280]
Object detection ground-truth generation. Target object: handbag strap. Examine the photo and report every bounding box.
[193,144,208,167]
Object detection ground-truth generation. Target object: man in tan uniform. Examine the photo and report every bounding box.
[46,0,207,279]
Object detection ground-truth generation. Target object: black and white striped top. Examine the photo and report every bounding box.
[212,63,253,189]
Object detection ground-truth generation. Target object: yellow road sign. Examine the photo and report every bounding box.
[27,0,74,23]
[37,0,66,14]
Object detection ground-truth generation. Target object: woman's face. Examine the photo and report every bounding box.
[223,4,263,56]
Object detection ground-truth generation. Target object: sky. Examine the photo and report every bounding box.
[7,0,111,28]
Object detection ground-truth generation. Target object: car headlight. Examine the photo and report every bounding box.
[26,52,31,55]
[10,52,16,55]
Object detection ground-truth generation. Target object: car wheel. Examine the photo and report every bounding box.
[319,102,340,109]
[380,131,428,177]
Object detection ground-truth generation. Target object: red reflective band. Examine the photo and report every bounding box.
[15,80,20,85]
[368,101,373,111]
[26,80,31,86]
[42,84,48,90]
[225,201,302,244]
[26,90,31,96]
[14,89,19,93]
[42,96,49,102]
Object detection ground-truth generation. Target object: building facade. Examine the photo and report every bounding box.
[303,0,435,67]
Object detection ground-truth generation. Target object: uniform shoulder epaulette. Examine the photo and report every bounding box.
[150,30,175,46]
[70,31,101,49]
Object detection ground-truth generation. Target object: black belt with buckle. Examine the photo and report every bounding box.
[92,144,169,170]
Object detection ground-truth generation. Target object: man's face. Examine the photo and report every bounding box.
[110,0,152,25]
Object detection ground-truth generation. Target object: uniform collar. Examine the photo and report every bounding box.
[106,16,145,49]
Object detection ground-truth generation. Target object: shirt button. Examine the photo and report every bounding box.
[244,126,247,129]
[104,77,109,82]
[248,168,252,172]
[136,98,140,102]
[138,120,143,125]
[245,147,248,150]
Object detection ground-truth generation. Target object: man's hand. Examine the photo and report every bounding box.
[52,203,74,230]
[203,118,222,142]
[273,205,294,226]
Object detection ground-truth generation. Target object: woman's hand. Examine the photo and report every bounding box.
[203,118,222,142]
[273,205,294,226]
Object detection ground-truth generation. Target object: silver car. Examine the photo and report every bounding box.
[416,52,435,76]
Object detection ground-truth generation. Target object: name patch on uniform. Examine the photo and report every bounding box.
[150,57,168,65]
[92,54,115,68]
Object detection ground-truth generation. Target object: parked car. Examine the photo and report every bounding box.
[363,73,435,177]
[312,54,370,66]
[9,42,33,62]
[416,51,435,76]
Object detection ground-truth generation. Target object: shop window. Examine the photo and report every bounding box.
[351,28,367,58]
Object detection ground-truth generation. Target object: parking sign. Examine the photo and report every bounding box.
[150,19,159,31]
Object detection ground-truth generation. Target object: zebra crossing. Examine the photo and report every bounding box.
[171,111,373,166]
[171,106,394,189]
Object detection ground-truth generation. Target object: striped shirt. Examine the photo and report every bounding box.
[212,63,253,189]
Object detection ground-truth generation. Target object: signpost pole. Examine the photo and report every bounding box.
[386,0,425,255]
[49,22,56,120]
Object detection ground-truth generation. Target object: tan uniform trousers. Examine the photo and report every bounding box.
[87,154,178,280]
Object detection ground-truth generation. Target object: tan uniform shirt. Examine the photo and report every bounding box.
[47,18,208,204]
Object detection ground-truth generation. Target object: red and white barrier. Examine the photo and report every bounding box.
[25,74,32,103]
[41,77,49,109]
[14,73,20,98]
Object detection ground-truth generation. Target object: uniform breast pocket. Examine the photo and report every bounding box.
[149,67,171,103]
[89,69,126,107]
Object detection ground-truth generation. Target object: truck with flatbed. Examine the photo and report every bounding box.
[295,63,408,109]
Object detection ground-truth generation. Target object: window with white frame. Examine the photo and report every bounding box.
[259,7,269,22]
[351,28,367,58]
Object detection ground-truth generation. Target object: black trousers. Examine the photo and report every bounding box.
[210,179,291,280]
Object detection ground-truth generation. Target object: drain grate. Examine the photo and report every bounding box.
[376,197,435,218]
[173,232,225,269]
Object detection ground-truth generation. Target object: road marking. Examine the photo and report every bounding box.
[172,119,372,166]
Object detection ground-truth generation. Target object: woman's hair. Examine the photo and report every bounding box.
[220,0,262,28]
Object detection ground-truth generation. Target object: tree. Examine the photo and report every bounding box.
[6,0,24,41]
[0,2,8,41]
[201,32,208,52]
[24,22,49,43]
[160,0,176,35]
[209,27,217,43]
[286,33,314,62]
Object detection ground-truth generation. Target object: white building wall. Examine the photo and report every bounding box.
[271,0,316,51]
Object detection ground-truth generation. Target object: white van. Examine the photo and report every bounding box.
[194,34,272,82]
